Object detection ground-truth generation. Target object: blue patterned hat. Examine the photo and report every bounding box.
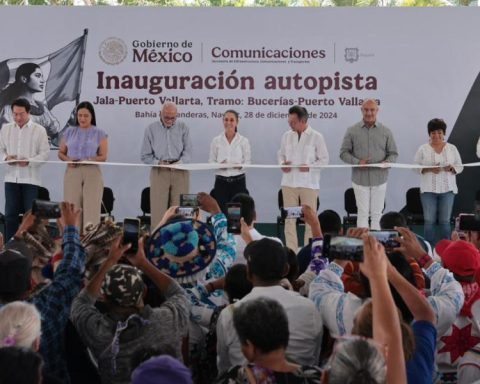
[147,219,216,284]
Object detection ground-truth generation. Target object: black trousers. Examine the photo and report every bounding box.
[211,174,248,215]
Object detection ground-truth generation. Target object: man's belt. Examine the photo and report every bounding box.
[216,174,245,183]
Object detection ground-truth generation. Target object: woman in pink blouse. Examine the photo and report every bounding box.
[58,101,108,230]
[414,118,463,245]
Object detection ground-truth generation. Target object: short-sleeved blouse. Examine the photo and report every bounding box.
[62,125,107,161]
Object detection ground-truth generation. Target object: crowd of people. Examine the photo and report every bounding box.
[0,96,479,384]
[0,191,478,384]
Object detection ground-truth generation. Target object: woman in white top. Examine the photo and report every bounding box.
[414,118,463,245]
[209,110,251,214]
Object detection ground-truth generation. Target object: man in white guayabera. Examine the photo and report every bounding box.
[278,105,329,251]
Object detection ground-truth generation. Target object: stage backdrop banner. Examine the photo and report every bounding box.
[0,7,479,222]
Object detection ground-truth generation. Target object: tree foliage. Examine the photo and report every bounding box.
[0,0,472,8]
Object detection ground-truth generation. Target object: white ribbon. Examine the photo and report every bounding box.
[1,159,477,170]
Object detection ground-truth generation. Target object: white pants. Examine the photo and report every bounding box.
[352,182,387,230]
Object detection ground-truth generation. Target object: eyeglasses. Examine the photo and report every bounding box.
[163,116,176,121]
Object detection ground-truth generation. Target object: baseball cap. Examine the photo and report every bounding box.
[101,264,145,307]
[436,240,480,277]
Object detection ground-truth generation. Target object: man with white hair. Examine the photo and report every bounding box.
[340,99,398,230]
[141,102,193,228]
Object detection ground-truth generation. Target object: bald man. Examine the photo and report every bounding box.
[340,99,398,230]
[141,102,192,228]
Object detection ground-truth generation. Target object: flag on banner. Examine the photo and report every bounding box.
[0,30,88,109]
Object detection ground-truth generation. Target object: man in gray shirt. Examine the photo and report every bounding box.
[71,238,189,384]
[339,99,398,230]
[141,102,192,228]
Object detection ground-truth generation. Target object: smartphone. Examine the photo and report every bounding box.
[454,216,467,240]
[369,230,400,250]
[458,213,480,231]
[227,203,242,234]
[123,218,140,253]
[31,199,61,219]
[281,206,304,220]
[323,234,364,262]
[180,194,199,207]
[176,206,198,219]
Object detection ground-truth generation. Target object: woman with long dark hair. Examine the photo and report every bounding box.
[58,101,107,230]
[0,63,59,139]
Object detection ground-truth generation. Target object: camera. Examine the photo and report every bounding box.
[323,234,364,262]
[31,199,61,219]
[281,206,304,220]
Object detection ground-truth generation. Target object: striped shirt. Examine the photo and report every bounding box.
[340,121,398,186]
[140,120,192,164]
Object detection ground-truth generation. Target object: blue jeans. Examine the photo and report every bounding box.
[5,182,38,240]
[420,191,455,245]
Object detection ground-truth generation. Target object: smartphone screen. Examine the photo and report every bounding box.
[458,214,480,231]
[176,206,197,219]
[454,216,467,240]
[180,194,199,207]
[32,199,61,218]
[227,203,242,234]
[369,230,400,250]
[323,234,364,262]
[281,206,303,220]
[123,218,140,253]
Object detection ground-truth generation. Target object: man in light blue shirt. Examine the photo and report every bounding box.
[141,102,192,228]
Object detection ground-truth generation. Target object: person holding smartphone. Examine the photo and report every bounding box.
[414,118,463,245]
[58,101,107,231]
[209,110,251,214]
